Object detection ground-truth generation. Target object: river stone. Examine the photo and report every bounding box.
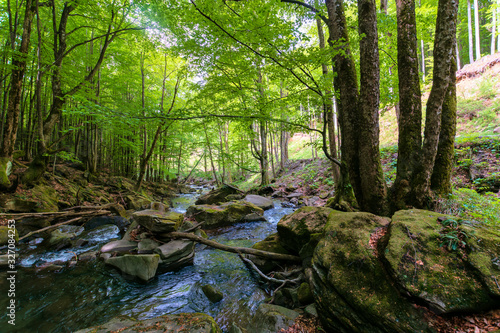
[186,201,264,229]
[248,304,299,333]
[138,238,160,254]
[75,313,221,333]
[154,240,195,270]
[297,282,314,305]
[85,216,130,233]
[202,284,224,303]
[385,209,499,314]
[277,206,333,257]
[133,209,183,233]
[100,239,137,254]
[105,254,159,282]
[0,226,18,245]
[244,194,274,210]
[243,212,267,222]
[195,184,242,205]
[311,211,430,333]
[47,225,84,247]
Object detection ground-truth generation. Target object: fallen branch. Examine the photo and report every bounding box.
[18,217,83,241]
[238,253,303,285]
[164,231,301,262]
[1,209,111,219]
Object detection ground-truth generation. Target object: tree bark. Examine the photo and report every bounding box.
[468,0,474,63]
[474,0,481,60]
[412,0,458,206]
[392,0,423,209]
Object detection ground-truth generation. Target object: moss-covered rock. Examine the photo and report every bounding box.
[31,184,59,212]
[311,211,429,333]
[195,185,242,205]
[386,209,499,314]
[202,284,224,303]
[297,282,314,305]
[75,313,221,333]
[133,209,183,233]
[243,194,274,210]
[249,304,299,333]
[105,254,160,282]
[0,226,18,245]
[186,200,264,229]
[125,195,152,211]
[277,206,333,256]
[248,233,291,273]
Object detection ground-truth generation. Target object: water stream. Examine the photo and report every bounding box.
[0,187,295,332]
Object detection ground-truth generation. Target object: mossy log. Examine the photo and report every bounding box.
[164,231,302,262]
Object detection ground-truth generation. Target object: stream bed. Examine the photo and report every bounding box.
[0,188,295,332]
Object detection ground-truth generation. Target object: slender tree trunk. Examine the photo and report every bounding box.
[431,44,457,195]
[492,6,497,55]
[468,0,474,63]
[474,0,481,60]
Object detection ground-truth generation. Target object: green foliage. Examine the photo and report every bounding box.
[438,218,475,252]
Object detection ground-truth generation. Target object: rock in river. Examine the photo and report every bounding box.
[133,209,183,233]
[105,254,160,282]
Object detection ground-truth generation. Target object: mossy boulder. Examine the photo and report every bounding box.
[31,185,59,212]
[75,313,221,333]
[0,226,18,245]
[133,209,183,233]
[125,195,152,211]
[277,206,333,257]
[385,209,499,314]
[195,185,242,205]
[202,284,224,303]
[2,199,38,213]
[311,211,429,333]
[186,200,264,229]
[248,233,291,273]
[297,282,314,305]
[105,254,160,282]
[248,304,299,333]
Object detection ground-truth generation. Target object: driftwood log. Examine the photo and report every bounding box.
[164,231,301,262]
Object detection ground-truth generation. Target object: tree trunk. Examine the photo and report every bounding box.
[474,0,481,60]
[412,0,458,206]
[0,0,34,189]
[431,44,458,195]
[392,0,423,210]
[492,5,497,55]
[468,0,474,63]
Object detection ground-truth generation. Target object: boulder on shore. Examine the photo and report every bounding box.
[186,201,264,229]
[243,194,274,210]
[133,209,183,233]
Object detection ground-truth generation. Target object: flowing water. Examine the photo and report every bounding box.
[0,187,295,332]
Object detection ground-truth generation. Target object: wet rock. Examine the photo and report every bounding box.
[0,226,18,245]
[75,313,221,333]
[202,284,224,303]
[243,213,267,222]
[186,201,264,229]
[277,206,333,257]
[80,224,120,244]
[78,251,98,262]
[271,191,283,198]
[286,192,303,199]
[16,217,50,237]
[195,184,242,205]
[150,201,167,212]
[85,216,130,233]
[244,194,274,210]
[100,239,137,254]
[311,211,429,333]
[319,191,330,199]
[304,304,317,317]
[386,209,500,314]
[47,225,84,248]
[137,238,160,254]
[225,194,244,201]
[249,304,299,333]
[2,199,38,213]
[133,209,183,233]
[154,240,195,270]
[105,254,160,282]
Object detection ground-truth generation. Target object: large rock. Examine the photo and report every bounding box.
[244,194,274,210]
[186,201,264,229]
[248,304,299,333]
[195,185,242,205]
[100,239,137,254]
[277,206,333,258]
[311,211,429,333]
[385,209,500,314]
[154,239,195,271]
[248,233,291,273]
[75,313,221,333]
[133,209,183,233]
[105,254,160,282]
[46,225,84,248]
